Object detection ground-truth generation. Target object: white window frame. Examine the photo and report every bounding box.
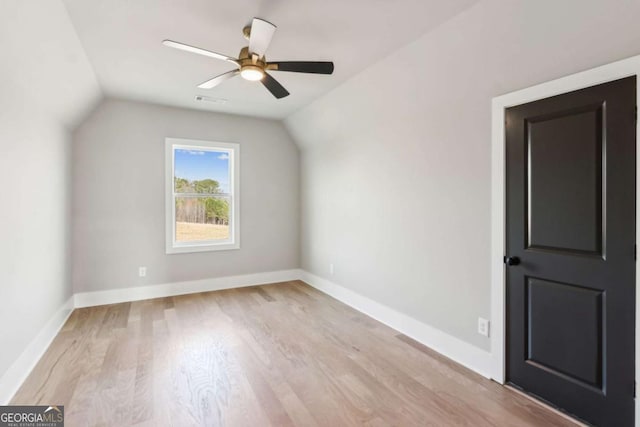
[165,138,240,254]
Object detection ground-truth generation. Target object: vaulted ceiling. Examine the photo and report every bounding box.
[0,1,101,129]
[61,0,477,119]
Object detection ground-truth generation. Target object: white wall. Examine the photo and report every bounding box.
[0,113,73,383]
[285,0,640,350]
[72,99,299,293]
[0,1,100,382]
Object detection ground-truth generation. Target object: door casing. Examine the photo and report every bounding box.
[490,55,640,425]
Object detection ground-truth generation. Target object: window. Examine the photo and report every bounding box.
[165,138,239,253]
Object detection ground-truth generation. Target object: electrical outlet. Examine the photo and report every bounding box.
[478,317,490,337]
[329,263,334,275]
[139,267,147,277]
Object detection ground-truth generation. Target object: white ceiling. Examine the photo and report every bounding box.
[62,0,476,119]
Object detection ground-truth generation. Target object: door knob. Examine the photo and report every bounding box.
[504,256,520,266]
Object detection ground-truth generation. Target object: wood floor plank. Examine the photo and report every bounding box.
[11,281,581,426]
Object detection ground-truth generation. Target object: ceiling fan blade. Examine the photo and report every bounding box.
[261,72,289,99]
[162,40,239,65]
[269,61,334,74]
[198,70,240,89]
[249,18,276,58]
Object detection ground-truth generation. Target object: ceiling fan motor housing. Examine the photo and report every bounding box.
[238,46,271,80]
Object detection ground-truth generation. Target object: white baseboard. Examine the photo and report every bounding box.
[74,269,303,308]
[0,296,74,405]
[2,268,493,406]
[77,269,493,378]
[0,269,301,404]
[299,271,493,378]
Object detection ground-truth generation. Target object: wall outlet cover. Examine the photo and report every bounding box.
[478,317,490,337]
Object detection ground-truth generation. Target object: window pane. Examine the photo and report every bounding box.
[175,196,230,242]
[174,148,230,194]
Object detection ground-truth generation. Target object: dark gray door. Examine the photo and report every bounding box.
[505,76,636,426]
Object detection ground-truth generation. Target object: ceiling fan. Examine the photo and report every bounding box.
[162,18,334,99]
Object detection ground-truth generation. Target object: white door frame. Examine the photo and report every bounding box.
[490,54,640,422]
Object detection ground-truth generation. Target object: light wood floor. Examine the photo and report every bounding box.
[12,281,578,426]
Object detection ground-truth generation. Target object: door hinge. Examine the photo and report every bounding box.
[635,106,638,124]
[634,381,637,398]
[635,244,637,261]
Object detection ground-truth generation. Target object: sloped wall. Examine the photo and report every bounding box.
[286,0,640,350]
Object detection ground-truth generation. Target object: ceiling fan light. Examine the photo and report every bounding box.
[240,66,265,81]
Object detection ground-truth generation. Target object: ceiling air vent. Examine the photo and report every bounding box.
[195,95,228,104]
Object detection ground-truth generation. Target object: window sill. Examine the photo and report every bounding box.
[166,242,240,255]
